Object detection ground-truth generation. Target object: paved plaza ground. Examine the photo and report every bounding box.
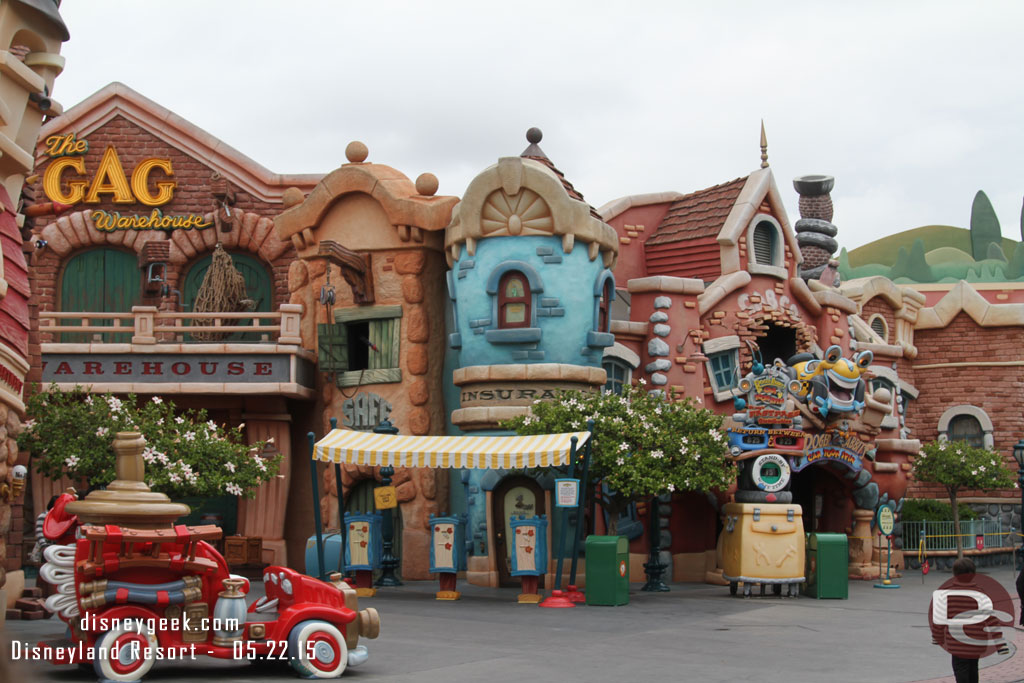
[4,566,1024,683]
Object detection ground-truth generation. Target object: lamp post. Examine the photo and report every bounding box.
[374,418,402,586]
[641,494,670,592]
[1012,439,1024,568]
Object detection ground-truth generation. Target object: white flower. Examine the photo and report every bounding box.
[84,395,93,406]
[225,462,236,473]
[157,418,164,426]
[971,470,978,475]
[23,419,36,430]
[693,452,701,461]
[207,420,217,431]
[65,455,79,468]
[224,483,243,496]
[651,450,664,459]
[96,427,108,437]
[151,396,163,404]
[638,378,646,386]
[616,457,624,466]
[107,397,122,412]
[174,416,185,425]
[184,431,195,441]
[709,430,723,443]
[169,472,181,484]
[979,465,986,472]
[939,442,946,451]
[667,483,676,493]
[618,442,630,452]
[256,460,267,472]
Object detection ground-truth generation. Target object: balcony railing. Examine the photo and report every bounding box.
[40,304,303,345]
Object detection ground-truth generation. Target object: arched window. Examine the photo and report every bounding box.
[598,278,614,333]
[938,405,994,450]
[498,271,530,329]
[869,314,889,343]
[59,248,141,342]
[752,221,778,266]
[948,415,984,449]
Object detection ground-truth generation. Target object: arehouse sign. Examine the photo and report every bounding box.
[41,132,211,231]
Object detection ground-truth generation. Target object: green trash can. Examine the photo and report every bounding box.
[585,535,629,606]
[804,532,848,599]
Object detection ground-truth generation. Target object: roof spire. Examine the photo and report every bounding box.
[521,127,547,159]
[760,120,769,169]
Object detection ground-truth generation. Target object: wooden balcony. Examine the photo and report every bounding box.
[38,304,315,398]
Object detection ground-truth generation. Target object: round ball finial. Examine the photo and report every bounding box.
[345,141,369,163]
[415,173,439,197]
[281,186,305,208]
[526,127,543,144]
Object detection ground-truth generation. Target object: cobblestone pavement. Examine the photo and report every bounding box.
[3,566,1023,683]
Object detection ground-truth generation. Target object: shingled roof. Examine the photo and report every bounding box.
[646,176,748,246]
[521,130,601,220]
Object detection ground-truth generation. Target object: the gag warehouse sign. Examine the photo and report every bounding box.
[41,132,210,231]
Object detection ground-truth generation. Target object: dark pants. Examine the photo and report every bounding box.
[951,655,979,683]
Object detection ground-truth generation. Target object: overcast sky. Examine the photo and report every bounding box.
[51,1,1024,251]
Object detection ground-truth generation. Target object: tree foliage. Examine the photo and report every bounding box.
[970,190,1002,261]
[18,385,281,499]
[912,439,1014,556]
[502,382,734,525]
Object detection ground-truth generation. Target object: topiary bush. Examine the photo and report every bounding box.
[900,498,979,523]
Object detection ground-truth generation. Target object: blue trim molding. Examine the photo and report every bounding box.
[484,260,545,294]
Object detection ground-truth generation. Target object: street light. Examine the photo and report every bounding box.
[374,418,402,587]
[1012,440,1024,568]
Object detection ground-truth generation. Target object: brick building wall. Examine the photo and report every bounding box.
[905,312,1024,499]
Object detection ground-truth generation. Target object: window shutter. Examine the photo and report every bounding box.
[317,323,349,372]
[752,223,775,265]
[367,318,401,369]
[870,316,887,341]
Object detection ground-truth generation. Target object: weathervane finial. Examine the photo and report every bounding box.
[760,120,769,169]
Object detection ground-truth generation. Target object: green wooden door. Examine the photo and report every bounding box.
[59,249,141,342]
[182,252,273,342]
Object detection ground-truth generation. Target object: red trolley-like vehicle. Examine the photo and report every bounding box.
[37,493,380,682]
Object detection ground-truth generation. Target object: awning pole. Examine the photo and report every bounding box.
[569,421,594,586]
[308,431,326,580]
[553,435,578,592]
[330,417,345,574]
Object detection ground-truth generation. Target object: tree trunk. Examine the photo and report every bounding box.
[950,487,963,559]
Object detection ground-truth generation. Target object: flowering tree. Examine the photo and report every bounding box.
[18,385,281,499]
[912,439,1014,558]
[502,382,735,533]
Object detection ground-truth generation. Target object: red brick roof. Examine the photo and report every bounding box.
[646,176,748,246]
[522,155,602,220]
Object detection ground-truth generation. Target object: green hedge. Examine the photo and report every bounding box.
[900,499,979,523]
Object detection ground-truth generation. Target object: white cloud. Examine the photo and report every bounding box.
[50,0,1024,250]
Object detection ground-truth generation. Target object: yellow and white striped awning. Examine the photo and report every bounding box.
[313,429,590,469]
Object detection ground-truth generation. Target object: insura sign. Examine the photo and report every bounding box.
[41,133,211,231]
[789,430,873,473]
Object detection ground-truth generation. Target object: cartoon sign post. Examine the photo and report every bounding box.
[344,512,382,597]
[873,504,899,589]
[509,515,549,604]
[429,514,466,600]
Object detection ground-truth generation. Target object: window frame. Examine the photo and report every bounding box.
[937,404,994,450]
[329,305,404,387]
[703,335,742,402]
[745,214,787,279]
[868,314,889,343]
[498,270,531,329]
[602,358,631,395]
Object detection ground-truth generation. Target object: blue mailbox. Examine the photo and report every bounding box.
[343,512,383,571]
[509,515,548,577]
[429,514,466,574]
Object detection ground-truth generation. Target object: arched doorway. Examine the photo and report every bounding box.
[493,475,545,587]
[789,464,853,534]
[59,248,141,342]
[346,478,403,577]
[182,252,273,341]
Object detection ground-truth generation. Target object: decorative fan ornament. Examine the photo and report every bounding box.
[481,188,553,236]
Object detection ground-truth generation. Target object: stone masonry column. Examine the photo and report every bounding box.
[793,175,839,283]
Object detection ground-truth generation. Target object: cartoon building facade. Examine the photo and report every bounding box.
[12,80,1024,585]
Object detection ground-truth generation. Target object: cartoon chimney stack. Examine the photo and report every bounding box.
[792,175,839,284]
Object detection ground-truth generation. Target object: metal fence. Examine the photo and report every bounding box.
[902,519,1013,552]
